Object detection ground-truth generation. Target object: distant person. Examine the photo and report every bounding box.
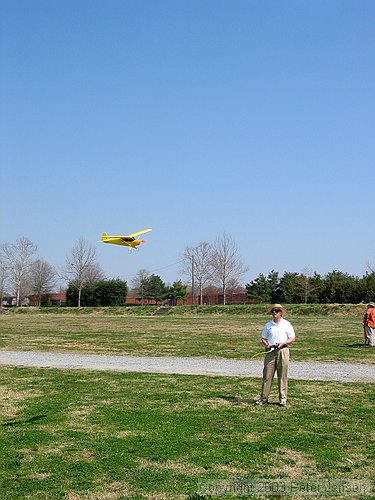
[363,302,375,347]
[255,304,296,407]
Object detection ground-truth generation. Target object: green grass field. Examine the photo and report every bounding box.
[1,367,374,499]
[0,305,372,363]
[0,306,374,499]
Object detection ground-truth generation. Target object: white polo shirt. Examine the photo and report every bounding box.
[261,317,295,345]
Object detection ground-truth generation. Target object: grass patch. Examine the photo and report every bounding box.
[0,307,373,364]
[0,366,374,499]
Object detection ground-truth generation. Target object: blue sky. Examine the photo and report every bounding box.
[1,0,374,286]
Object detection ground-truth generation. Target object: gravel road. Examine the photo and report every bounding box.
[0,350,374,382]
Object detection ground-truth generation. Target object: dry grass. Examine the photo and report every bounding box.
[0,386,42,418]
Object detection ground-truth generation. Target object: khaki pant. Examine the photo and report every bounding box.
[365,326,375,347]
[260,348,290,402]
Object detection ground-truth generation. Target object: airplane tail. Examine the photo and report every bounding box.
[101,232,109,242]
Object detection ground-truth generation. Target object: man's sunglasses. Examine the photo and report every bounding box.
[271,309,281,313]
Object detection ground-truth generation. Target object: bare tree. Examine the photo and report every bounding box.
[0,253,8,307]
[296,267,321,304]
[29,259,57,306]
[210,233,249,305]
[62,238,103,307]
[131,268,150,306]
[83,261,106,283]
[1,237,38,306]
[180,241,213,305]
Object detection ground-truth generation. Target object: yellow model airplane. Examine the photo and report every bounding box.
[101,228,152,251]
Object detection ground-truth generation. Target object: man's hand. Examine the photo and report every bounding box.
[267,345,278,352]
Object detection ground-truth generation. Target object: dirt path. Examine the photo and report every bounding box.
[0,350,374,382]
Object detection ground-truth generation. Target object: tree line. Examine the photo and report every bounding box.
[245,269,375,304]
[0,233,249,307]
[66,275,189,307]
[1,236,374,307]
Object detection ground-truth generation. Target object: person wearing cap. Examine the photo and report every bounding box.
[363,302,375,347]
[255,304,296,407]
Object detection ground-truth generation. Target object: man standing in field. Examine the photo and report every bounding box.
[363,302,375,347]
[256,304,296,407]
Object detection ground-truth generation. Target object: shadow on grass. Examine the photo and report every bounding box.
[344,342,370,348]
[2,414,47,427]
[219,396,284,407]
[218,395,255,405]
[219,396,270,405]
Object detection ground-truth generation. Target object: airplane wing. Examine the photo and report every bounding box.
[128,228,152,238]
